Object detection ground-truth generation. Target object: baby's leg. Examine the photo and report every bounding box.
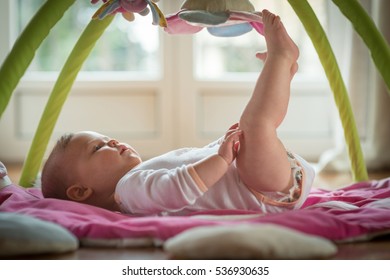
[236,10,299,193]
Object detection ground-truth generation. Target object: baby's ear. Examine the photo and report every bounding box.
[66,184,93,202]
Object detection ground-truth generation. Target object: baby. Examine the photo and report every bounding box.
[41,10,315,216]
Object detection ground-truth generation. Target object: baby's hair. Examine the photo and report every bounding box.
[41,133,75,199]
[56,133,74,149]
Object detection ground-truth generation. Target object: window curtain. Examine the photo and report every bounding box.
[318,0,390,173]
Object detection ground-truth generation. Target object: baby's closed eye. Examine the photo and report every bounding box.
[93,142,105,152]
[94,145,102,151]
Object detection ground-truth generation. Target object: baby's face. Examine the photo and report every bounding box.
[64,131,142,196]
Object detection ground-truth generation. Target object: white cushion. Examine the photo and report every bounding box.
[0,212,78,257]
[164,224,337,259]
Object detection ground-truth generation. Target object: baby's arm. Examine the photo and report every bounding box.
[116,126,242,215]
[192,126,242,188]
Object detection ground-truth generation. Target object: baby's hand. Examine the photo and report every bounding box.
[218,126,242,165]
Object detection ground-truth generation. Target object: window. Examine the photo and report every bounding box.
[195,0,328,79]
[18,0,327,79]
[17,0,160,76]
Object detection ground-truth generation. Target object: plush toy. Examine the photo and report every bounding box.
[0,161,11,188]
[164,0,264,37]
[91,0,167,27]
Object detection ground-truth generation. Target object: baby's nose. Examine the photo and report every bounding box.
[108,139,119,147]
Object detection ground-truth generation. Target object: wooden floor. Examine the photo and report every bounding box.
[4,163,390,260]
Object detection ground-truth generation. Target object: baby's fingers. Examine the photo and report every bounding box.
[224,126,241,139]
[228,123,239,130]
[223,129,242,144]
[218,129,242,164]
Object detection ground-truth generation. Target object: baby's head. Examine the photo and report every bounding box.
[41,131,142,210]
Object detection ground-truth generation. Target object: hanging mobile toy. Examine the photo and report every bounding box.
[164,0,264,37]
[91,0,167,27]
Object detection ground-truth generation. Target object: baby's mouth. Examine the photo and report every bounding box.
[120,147,129,155]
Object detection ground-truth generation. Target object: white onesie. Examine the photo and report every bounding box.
[115,139,315,216]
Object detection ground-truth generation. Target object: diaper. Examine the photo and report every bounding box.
[248,151,315,210]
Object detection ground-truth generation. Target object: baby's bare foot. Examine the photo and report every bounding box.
[262,9,299,63]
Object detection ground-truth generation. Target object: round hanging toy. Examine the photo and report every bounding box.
[164,0,264,37]
[91,0,167,27]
